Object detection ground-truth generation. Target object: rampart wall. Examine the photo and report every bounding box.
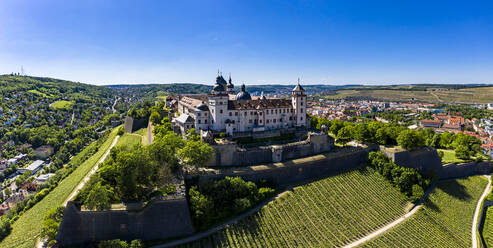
[206,132,334,167]
[195,146,374,186]
[123,116,148,133]
[57,197,194,246]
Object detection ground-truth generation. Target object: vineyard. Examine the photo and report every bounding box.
[482,206,493,247]
[174,168,410,247]
[362,176,488,248]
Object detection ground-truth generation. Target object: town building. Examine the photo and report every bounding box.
[173,74,309,136]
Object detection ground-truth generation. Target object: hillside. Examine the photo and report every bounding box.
[362,176,488,247]
[322,85,493,104]
[0,75,122,176]
[175,168,410,247]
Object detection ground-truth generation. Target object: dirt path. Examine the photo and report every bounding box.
[472,175,492,248]
[430,91,443,102]
[62,135,120,206]
[341,205,423,248]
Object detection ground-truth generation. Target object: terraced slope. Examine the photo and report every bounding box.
[175,168,410,248]
[362,176,488,248]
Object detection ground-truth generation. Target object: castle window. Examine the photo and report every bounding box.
[198,113,201,116]
[249,119,252,123]
[260,120,262,123]
[205,113,207,116]
[301,102,303,106]
[275,109,278,114]
[283,109,286,113]
[220,110,223,114]
[229,112,232,116]
[251,111,253,115]
[198,120,201,124]
[301,109,303,113]
[289,116,292,120]
[274,119,276,123]
[260,112,262,116]
[235,112,238,116]
[244,112,247,116]
[205,120,208,123]
[301,117,303,121]
[267,119,270,123]
[291,109,293,113]
[279,118,282,122]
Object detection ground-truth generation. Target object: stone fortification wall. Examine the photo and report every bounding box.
[195,146,373,186]
[123,116,148,133]
[381,146,442,177]
[207,132,334,167]
[440,161,492,179]
[57,197,194,246]
[381,146,492,179]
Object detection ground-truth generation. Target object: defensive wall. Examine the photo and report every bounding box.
[205,132,334,167]
[381,146,492,179]
[194,146,374,186]
[57,197,194,247]
[123,116,148,133]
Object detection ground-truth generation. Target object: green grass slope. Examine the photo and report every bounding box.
[0,128,118,248]
[175,168,410,248]
[362,176,488,248]
[482,205,493,247]
[116,132,142,147]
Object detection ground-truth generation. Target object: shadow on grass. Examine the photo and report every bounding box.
[436,180,471,201]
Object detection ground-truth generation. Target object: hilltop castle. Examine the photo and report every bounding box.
[173,74,309,136]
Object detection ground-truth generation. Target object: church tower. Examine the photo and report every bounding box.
[292,78,306,127]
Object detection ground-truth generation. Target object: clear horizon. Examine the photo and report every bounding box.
[1,0,492,86]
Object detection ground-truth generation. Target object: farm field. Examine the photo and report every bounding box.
[482,206,493,247]
[174,168,410,248]
[0,128,119,248]
[324,86,493,104]
[361,176,488,248]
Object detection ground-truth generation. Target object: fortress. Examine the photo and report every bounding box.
[172,74,310,136]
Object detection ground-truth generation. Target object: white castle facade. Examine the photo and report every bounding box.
[173,74,308,136]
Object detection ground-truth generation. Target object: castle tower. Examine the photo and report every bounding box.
[227,74,235,94]
[292,78,306,127]
[209,80,229,131]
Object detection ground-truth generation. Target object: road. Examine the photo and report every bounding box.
[62,134,120,206]
[112,97,118,113]
[472,175,491,248]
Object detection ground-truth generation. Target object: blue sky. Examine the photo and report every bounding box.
[1,0,492,85]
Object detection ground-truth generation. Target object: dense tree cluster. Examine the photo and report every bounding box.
[311,116,484,160]
[76,117,213,206]
[189,177,275,230]
[368,151,430,202]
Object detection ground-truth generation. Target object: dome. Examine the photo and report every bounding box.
[212,83,225,92]
[236,84,251,100]
[216,75,227,85]
[293,83,304,92]
[259,91,267,100]
[195,103,209,111]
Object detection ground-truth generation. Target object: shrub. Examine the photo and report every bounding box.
[368,151,429,201]
[99,239,129,248]
[0,218,12,241]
